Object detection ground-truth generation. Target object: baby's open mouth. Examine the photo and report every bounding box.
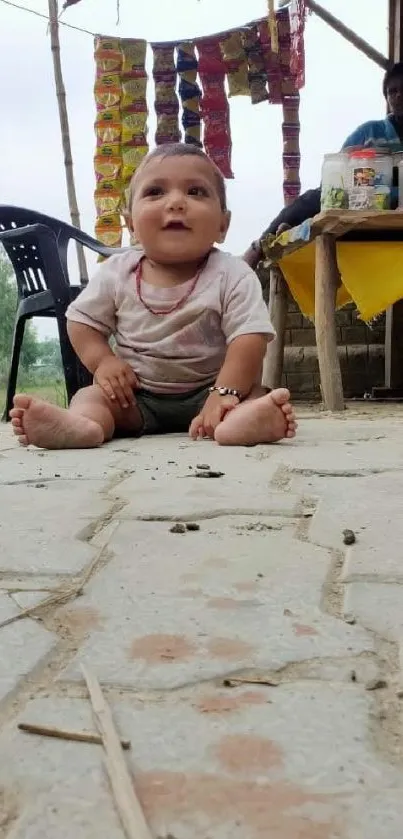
[163,221,190,230]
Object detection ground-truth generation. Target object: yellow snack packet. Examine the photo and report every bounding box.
[94,155,122,181]
[96,122,122,144]
[94,188,122,216]
[94,36,121,54]
[95,223,122,248]
[120,38,147,75]
[121,77,147,108]
[96,49,122,75]
[121,145,148,181]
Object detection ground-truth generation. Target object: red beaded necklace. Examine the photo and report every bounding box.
[135,257,205,316]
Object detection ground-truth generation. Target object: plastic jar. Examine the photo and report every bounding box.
[320,153,349,210]
[348,149,392,210]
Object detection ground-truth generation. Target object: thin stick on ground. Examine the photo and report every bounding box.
[81,665,153,839]
[18,722,131,750]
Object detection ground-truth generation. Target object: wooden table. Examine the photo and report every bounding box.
[263,209,403,411]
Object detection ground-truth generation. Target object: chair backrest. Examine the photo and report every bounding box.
[0,224,70,303]
[0,205,74,251]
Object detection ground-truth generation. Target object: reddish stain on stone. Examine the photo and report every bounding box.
[57,605,102,635]
[208,597,241,610]
[180,588,204,598]
[129,634,196,663]
[235,581,259,593]
[215,734,283,774]
[136,770,342,839]
[195,690,267,715]
[293,623,319,637]
[207,637,255,659]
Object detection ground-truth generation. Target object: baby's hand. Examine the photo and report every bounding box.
[94,357,138,409]
[189,391,239,440]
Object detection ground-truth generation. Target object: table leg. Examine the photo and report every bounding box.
[262,266,288,389]
[314,234,344,411]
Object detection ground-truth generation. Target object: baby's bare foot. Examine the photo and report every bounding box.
[214,388,297,446]
[10,395,104,450]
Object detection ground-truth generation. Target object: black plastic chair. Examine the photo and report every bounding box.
[0,207,124,421]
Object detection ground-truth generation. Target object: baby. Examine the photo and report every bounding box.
[10,143,297,449]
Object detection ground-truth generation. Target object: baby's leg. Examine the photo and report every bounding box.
[214,387,297,446]
[10,385,143,450]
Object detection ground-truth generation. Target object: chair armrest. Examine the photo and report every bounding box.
[64,226,128,257]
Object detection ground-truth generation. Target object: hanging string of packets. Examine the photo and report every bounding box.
[93,2,306,246]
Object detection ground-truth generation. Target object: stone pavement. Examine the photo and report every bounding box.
[0,406,403,838]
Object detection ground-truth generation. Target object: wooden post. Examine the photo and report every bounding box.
[48,0,88,283]
[314,234,344,411]
[262,266,288,388]
[305,0,388,69]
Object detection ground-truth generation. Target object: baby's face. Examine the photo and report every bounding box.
[129,155,230,264]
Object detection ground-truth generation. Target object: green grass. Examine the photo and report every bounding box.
[0,382,67,417]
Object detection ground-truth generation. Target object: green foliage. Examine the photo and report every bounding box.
[0,250,40,379]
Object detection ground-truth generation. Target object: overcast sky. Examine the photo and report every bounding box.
[0,0,388,337]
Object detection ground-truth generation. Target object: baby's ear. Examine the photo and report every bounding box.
[217,210,231,243]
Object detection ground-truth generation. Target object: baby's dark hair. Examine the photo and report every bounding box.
[383,61,403,97]
[126,143,228,212]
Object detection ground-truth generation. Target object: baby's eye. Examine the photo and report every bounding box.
[143,186,163,197]
[188,185,208,197]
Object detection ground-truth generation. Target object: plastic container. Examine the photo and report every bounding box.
[320,153,349,210]
[348,149,392,210]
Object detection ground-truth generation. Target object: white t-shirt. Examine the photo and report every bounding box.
[66,248,274,394]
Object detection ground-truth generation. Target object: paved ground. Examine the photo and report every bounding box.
[0,406,403,838]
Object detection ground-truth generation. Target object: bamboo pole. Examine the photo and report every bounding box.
[305,0,389,70]
[48,0,88,283]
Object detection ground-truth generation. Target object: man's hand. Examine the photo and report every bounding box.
[94,357,138,409]
[189,391,239,440]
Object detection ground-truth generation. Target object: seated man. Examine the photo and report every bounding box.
[244,61,403,269]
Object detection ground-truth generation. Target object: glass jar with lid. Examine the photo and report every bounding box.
[348,149,392,210]
[320,153,349,210]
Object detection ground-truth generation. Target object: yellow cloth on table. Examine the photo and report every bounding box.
[279,241,403,322]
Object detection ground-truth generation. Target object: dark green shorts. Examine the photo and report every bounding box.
[135,384,212,435]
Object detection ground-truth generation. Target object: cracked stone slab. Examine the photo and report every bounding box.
[113,473,302,520]
[0,482,111,574]
[60,522,373,689]
[291,417,403,444]
[270,439,403,475]
[0,444,134,484]
[0,596,56,705]
[344,582,403,642]
[294,473,403,581]
[1,686,402,838]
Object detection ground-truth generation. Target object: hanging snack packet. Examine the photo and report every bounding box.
[94,155,122,183]
[152,44,180,145]
[120,38,147,76]
[220,30,249,98]
[122,144,148,182]
[94,187,122,216]
[242,26,268,104]
[94,74,122,110]
[95,214,122,248]
[197,38,233,178]
[96,122,122,145]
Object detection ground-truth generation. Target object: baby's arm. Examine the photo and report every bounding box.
[67,322,114,373]
[215,333,268,395]
[189,261,273,439]
[66,256,138,408]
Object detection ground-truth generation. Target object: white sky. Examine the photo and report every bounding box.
[0,0,388,337]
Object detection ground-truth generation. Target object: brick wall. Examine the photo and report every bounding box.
[282,299,385,399]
